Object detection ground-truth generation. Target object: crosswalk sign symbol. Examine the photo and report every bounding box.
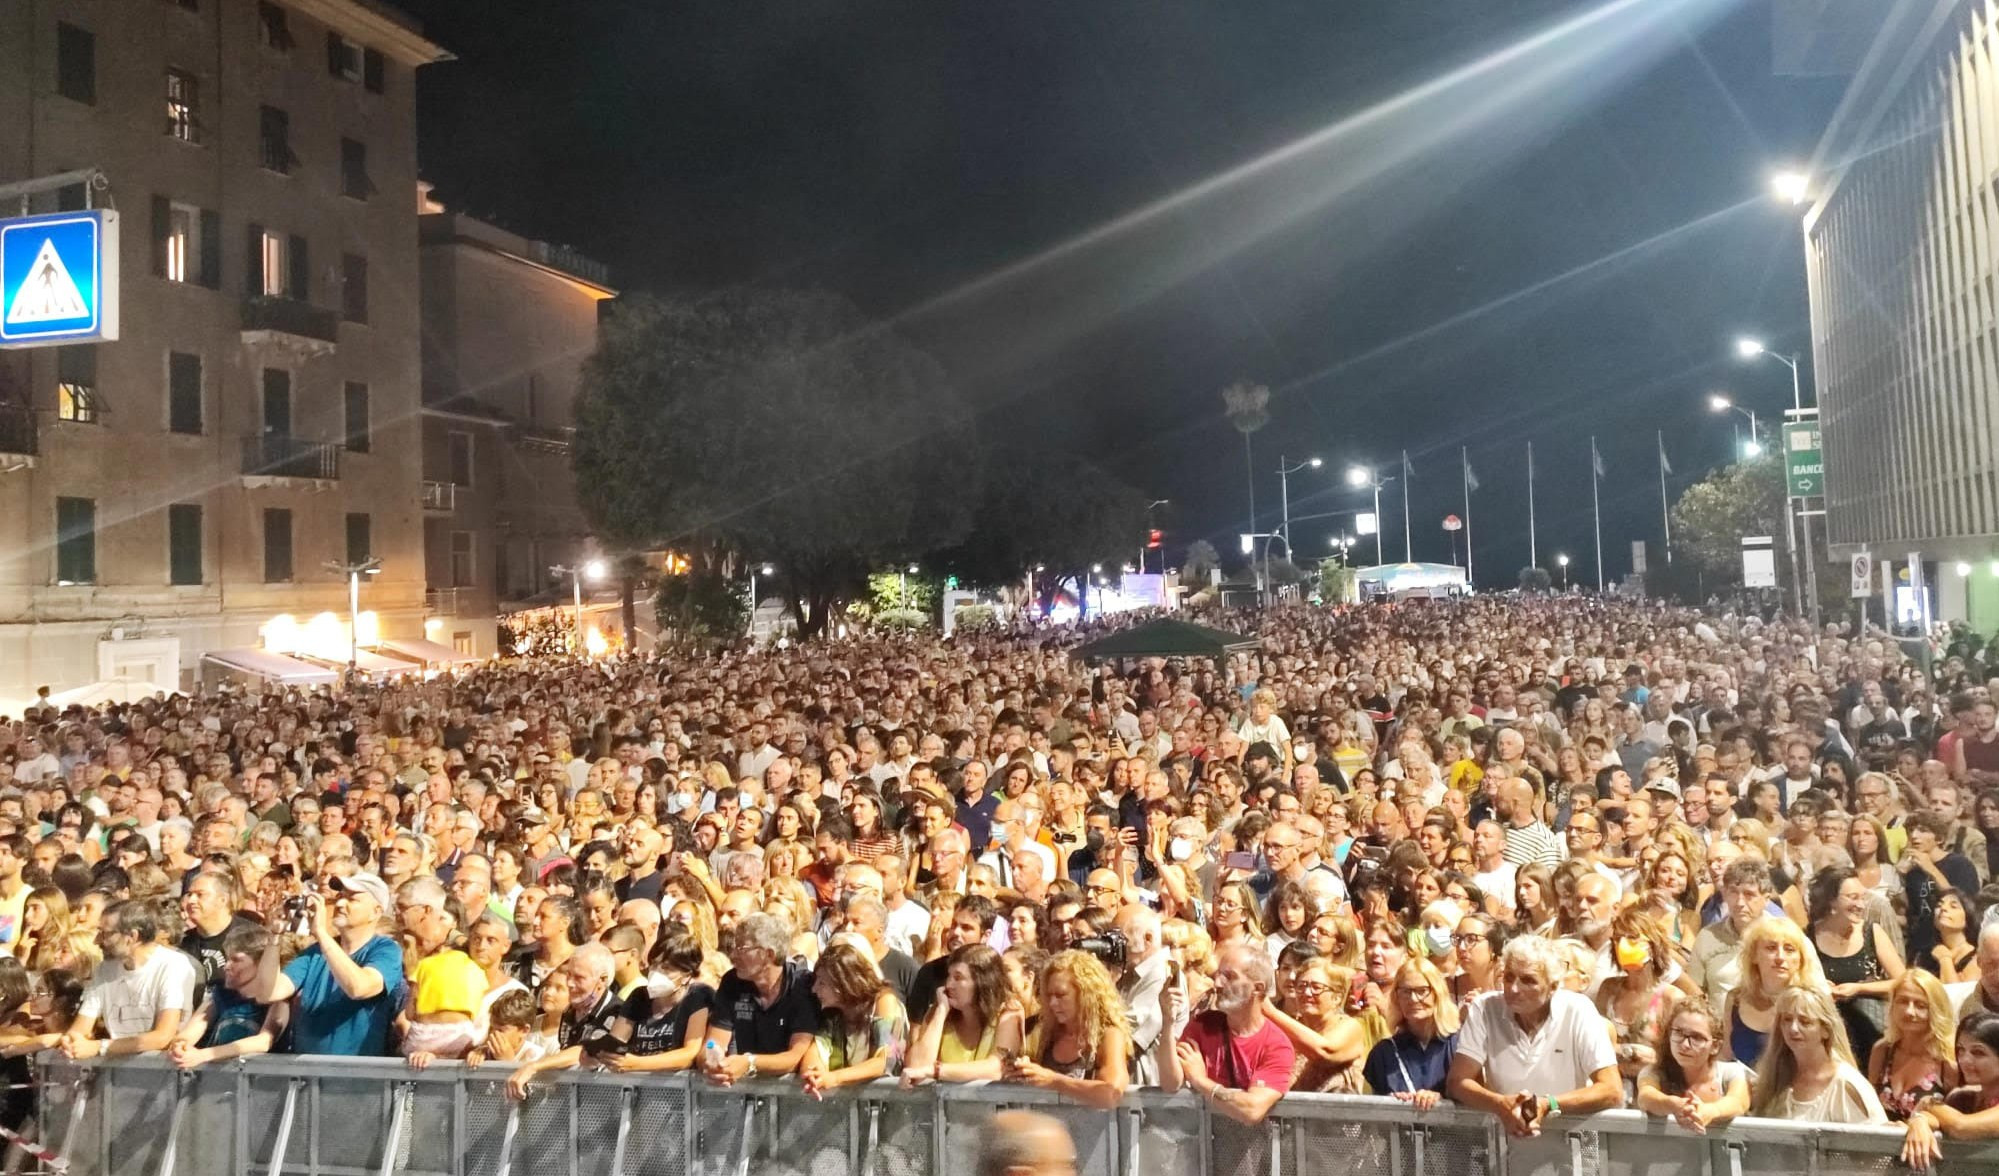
[0,210,119,347]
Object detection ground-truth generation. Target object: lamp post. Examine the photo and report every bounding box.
[1707,392,1760,456]
[899,563,920,610]
[549,559,607,653]
[1738,332,1816,625]
[1276,457,1322,562]
[1556,553,1570,589]
[1329,533,1354,566]
[323,557,382,680]
[748,562,774,630]
[1142,499,1169,573]
[1346,465,1392,566]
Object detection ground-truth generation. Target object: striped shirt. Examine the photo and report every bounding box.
[1499,820,1563,868]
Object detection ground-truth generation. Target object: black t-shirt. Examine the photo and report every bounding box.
[179,914,265,989]
[879,950,920,1003]
[905,956,949,1023]
[711,960,820,1055]
[562,987,624,1051]
[627,982,716,1057]
[616,868,666,906]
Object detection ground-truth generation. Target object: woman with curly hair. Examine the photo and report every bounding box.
[1006,950,1128,1108]
[800,942,907,1097]
[1595,908,1683,1078]
[902,944,1025,1085]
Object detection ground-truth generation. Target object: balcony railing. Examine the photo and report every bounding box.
[421,480,456,511]
[240,295,340,347]
[242,433,340,481]
[0,403,35,457]
[425,587,463,615]
[34,1055,1999,1176]
[513,422,573,455]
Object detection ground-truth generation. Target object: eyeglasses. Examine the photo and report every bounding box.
[1452,933,1489,948]
[1394,986,1436,1002]
[1669,1030,1714,1047]
[1290,980,1331,996]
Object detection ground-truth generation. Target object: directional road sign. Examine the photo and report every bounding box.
[0,209,119,347]
[1784,420,1823,497]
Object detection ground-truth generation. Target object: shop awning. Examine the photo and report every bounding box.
[373,637,481,667]
[297,649,414,676]
[201,648,340,685]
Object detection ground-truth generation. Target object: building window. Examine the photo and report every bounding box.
[251,228,307,300]
[344,382,370,453]
[339,139,374,200]
[363,48,385,94]
[263,508,293,582]
[166,69,201,143]
[153,198,219,288]
[450,531,475,588]
[168,352,202,435]
[341,254,367,323]
[345,513,372,565]
[56,346,98,423]
[168,503,202,586]
[452,631,474,656]
[327,33,363,82]
[55,498,95,585]
[448,431,474,487]
[258,106,295,175]
[257,3,293,52]
[56,24,95,105]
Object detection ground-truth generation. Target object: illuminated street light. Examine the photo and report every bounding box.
[1345,466,1370,487]
[583,558,609,581]
[1772,171,1810,206]
[1556,553,1570,589]
[1743,440,1764,458]
[1958,562,1974,577]
[1735,337,1766,359]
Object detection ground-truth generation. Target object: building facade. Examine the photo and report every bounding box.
[0,0,448,701]
[417,205,613,656]
[1804,0,1999,625]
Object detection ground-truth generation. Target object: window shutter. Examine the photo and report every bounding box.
[246,222,263,294]
[151,195,170,277]
[288,234,309,302]
[363,49,384,93]
[327,32,344,77]
[199,209,222,288]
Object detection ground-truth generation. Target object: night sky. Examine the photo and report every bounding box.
[397,0,1847,586]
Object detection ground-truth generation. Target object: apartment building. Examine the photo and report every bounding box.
[0,0,449,699]
[417,202,614,656]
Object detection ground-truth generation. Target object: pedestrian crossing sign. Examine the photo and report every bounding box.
[0,209,118,347]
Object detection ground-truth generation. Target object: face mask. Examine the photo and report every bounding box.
[1615,937,1651,970]
[1422,925,1454,958]
[1168,837,1193,863]
[646,969,681,1002]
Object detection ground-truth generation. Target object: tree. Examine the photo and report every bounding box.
[1222,381,1270,555]
[1182,539,1220,585]
[653,566,745,649]
[573,291,980,637]
[930,446,1151,614]
[1517,566,1552,592]
[1670,456,1787,593]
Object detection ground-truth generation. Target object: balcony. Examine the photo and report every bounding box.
[425,587,463,615]
[241,433,340,486]
[240,296,339,356]
[421,480,456,512]
[512,423,572,456]
[0,404,35,471]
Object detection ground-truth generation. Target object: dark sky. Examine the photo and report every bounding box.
[397,0,1848,585]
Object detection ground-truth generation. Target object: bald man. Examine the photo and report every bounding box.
[1496,778,1561,867]
[976,1112,1077,1176]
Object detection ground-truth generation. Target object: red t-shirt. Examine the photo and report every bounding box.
[1178,1010,1296,1093]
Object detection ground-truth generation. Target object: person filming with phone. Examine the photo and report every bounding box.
[1156,944,1294,1123]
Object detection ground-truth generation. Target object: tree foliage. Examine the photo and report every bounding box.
[653,567,745,649]
[1669,456,1787,592]
[1182,540,1220,585]
[931,446,1151,609]
[573,291,980,636]
[1517,566,1552,592]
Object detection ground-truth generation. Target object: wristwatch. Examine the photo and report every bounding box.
[745,1055,759,1078]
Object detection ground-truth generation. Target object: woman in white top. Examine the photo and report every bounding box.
[1750,985,1887,1124]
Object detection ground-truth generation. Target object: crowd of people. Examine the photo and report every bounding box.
[5,596,1999,1166]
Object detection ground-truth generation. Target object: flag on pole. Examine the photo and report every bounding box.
[1464,460,1480,492]
[1591,439,1606,478]
[1657,435,1673,475]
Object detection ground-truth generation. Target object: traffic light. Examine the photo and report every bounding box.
[1147,529,1163,549]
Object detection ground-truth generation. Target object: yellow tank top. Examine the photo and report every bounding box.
[937,1019,997,1064]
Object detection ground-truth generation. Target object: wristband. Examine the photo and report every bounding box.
[1547,1096,1560,1117]
[745,1055,759,1078]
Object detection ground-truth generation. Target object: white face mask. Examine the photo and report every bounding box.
[1168,837,1193,863]
[646,969,681,1002]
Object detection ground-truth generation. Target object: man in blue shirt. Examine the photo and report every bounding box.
[247,871,405,1056]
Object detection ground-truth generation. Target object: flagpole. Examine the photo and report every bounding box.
[1528,442,1538,568]
[1401,449,1412,563]
[1462,446,1475,588]
[1591,435,1604,591]
[1657,430,1673,564]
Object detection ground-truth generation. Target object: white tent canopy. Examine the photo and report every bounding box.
[45,679,168,709]
[1353,562,1470,591]
[202,648,339,686]
[373,637,480,667]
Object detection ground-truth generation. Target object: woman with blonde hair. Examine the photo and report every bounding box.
[1208,879,1264,955]
[1866,969,1956,1120]
[664,897,719,957]
[14,888,93,977]
[1723,916,1828,1065]
[1006,950,1128,1108]
[1362,956,1459,1105]
[1750,986,1887,1122]
[1596,908,1683,1078]
[1265,957,1366,1092]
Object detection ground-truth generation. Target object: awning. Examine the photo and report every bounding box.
[373,637,481,667]
[297,649,414,676]
[201,648,340,685]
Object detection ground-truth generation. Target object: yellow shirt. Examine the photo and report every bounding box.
[411,949,487,1017]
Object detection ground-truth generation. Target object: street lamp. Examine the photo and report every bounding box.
[549,560,606,653]
[1556,553,1570,589]
[1329,533,1354,565]
[1276,456,1322,563]
[322,557,382,680]
[748,562,775,623]
[1771,170,1810,206]
[1708,393,1760,455]
[1346,464,1393,565]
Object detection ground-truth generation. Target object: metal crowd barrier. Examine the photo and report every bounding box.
[26,1055,1999,1176]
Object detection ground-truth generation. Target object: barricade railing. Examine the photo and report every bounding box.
[28,1055,1999,1176]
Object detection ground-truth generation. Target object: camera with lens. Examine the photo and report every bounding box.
[282,885,318,936]
[1075,929,1128,970]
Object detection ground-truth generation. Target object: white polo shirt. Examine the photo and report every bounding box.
[1456,987,1617,1095]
